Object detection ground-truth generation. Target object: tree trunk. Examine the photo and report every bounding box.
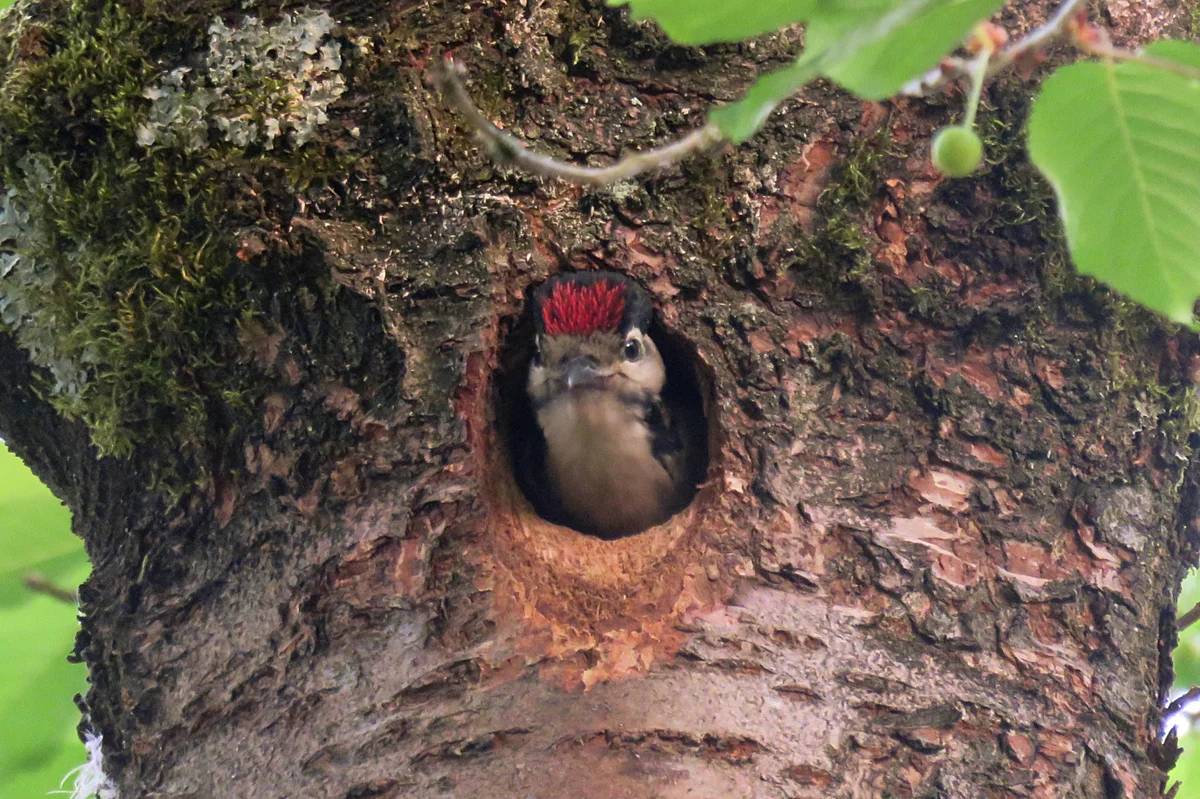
[1,1,1197,797]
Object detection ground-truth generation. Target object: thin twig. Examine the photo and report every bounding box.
[434,0,1196,184]
[1001,0,1090,65]
[902,0,1090,95]
[429,57,724,187]
[1166,686,1200,719]
[1179,602,1200,631]
[1080,40,1200,81]
[963,51,990,127]
[22,573,79,605]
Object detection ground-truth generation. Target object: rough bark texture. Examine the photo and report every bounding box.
[1,1,1199,797]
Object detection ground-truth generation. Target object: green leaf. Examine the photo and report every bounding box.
[1145,39,1200,71]
[808,0,1003,100]
[0,443,88,796]
[1028,43,1200,324]
[709,0,1001,141]
[609,0,815,45]
[710,59,818,143]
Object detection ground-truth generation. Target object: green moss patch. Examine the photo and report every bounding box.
[0,2,351,489]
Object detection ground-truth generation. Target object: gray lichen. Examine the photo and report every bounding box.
[0,156,91,402]
[137,8,344,152]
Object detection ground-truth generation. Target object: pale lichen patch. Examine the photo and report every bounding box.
[0,156,91,404]
[137,8,344,152]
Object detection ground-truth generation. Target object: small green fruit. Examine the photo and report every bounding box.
[931,125,983,178]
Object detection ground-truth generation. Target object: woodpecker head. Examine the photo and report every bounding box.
[519,271,705,537]
[527,271,664,408]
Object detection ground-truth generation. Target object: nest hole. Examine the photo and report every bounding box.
[488,282,714,541]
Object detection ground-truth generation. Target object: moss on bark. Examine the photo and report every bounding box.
[0,2,362,491]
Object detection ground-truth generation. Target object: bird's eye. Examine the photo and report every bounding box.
[624,338,642,360]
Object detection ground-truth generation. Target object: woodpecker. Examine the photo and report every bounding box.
[523,271,703,538]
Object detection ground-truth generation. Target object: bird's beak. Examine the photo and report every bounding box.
[564,357,604,391]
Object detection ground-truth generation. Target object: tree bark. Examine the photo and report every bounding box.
[1,1,1197,797]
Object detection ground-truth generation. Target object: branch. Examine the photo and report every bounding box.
[902,0,1090,96]
[905,0,1200,96]
[1078,36,1200,81]
[23,573,79,605]
[1000,0,1090,66]
[1165,685,1200,719]
[429,57,724,187]
[1180,602,1200,631]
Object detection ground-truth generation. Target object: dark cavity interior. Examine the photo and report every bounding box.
[491,286,710,539]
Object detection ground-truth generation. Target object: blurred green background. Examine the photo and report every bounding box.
[1174,570,1200,790]
[2,0,90,784]
[0,442,89,799]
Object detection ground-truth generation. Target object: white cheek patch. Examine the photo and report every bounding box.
[527,363,549,397]
[619,337,665,393]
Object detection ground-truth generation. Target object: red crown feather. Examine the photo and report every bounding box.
[541,279,626,336]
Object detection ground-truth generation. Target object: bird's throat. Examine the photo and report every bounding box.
[537,392,674,537]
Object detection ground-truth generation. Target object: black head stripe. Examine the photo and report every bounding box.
[619,277,652,335]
